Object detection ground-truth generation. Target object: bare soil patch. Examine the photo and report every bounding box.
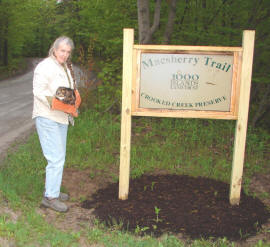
[81,174,270,241]
[35,168,270,246]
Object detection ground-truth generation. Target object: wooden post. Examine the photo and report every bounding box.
[230,30,255,205]
[119,29,134,200]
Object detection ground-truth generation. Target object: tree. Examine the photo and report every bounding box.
[163,0,178,44]
[246,0,270,127]
[137,0,178,44]
[0,0,53,66]
[1,0,270,128]
[137,0,161,44]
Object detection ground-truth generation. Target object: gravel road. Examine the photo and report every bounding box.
[0,59,40,156]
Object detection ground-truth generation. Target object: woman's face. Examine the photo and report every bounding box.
[54,42,72,64]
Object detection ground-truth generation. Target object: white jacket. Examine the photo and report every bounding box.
[32,57,74,125]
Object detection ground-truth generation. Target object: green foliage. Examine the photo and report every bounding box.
[66,110,120,173]
[2,0,270,125]
[0,134,45,208]
[0,0,58,75]
[2,0,270,78]
[95,58,123,111]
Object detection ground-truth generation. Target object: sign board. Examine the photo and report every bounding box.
[132,46,242,119]
[139,53,234,111]
[119,29,255,206]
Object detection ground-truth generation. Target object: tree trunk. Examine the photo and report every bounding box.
[137,0,151,44]
[137,0,161,44]
[3,39,8,66]
[150,0,162,37]
[202,0,206,8]
[163,0,178,44]
[177,0,189,32]
[3,19,8,66]
[0,35,2,65]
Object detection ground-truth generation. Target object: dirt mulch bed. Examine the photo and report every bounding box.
[81,174,270,241]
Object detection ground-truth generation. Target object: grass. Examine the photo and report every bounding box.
[0,211,80,247]
[0,107,270,246]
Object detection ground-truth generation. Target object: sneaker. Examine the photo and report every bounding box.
[41,197,68,212]
[59,192,69,202]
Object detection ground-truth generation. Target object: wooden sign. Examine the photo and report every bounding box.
[139,53,234,112]
[119,29,255,205]
[132,45,242,120]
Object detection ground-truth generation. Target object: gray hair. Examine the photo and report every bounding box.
[48,36,74,57]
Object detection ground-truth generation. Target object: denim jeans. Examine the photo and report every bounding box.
[35,117,68,198]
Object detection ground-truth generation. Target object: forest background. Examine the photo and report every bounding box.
[1,0,270,129]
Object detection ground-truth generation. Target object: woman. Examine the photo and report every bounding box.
[32,36,76,212]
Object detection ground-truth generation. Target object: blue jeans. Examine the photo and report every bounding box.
[35,117,68,198]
